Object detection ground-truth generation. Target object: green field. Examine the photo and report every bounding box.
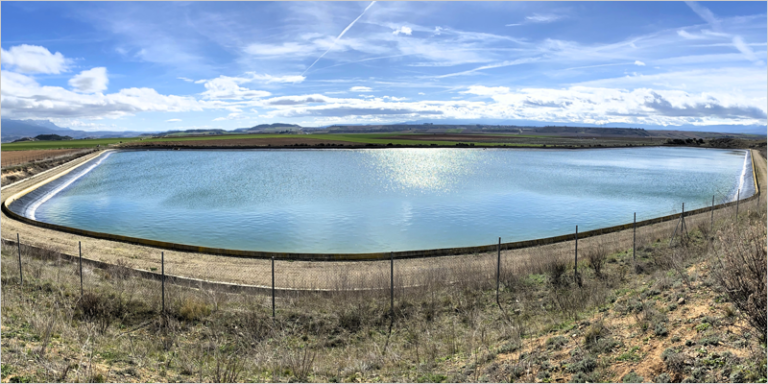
[1,137,141,151]
[141,132,547,147]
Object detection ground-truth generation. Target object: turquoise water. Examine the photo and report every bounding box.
[18,147,751,253]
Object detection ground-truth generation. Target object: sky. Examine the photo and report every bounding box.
[1,1,766,132]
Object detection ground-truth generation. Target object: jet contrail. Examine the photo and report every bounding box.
[302,1,376,76]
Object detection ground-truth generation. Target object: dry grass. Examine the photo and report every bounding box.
[1,197,765,383]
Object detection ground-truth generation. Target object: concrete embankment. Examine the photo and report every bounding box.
[1,149,763,292]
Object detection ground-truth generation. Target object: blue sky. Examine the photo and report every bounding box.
[2,1,766,132]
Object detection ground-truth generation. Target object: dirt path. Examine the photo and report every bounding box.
[2,149,763,291]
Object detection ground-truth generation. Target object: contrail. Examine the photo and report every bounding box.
[302,1,376,76]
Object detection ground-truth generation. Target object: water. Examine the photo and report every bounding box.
[13,147,752,253]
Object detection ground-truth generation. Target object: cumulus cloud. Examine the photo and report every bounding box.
[1,44,70,74]
[199,76,272,100]
[350,86,373,92]
[393,26,412,35]
[634,60,646,66]
[69,67,109,93]
[1,71,207,120]
[166,118,182,122]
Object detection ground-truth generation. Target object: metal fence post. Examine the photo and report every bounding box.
[681,202,687,235]
[271,256,275,319]
[161,252,165,314]
[17,233,22,286]
[736,189,740,217]
[79,241,83,299]
[574,226,578,285]
[496,237,501,306]
[390,251,394,318]
[710,195,714,234]
[632,213,636,262]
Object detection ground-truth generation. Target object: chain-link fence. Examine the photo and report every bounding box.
[3,189,762,319]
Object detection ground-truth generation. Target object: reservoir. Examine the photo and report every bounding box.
[10,147,753,253]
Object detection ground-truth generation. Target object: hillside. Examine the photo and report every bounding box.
[0,119,147,143]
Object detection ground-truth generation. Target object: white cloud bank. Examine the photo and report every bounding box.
[1,44,70,74]
[69,67,109,93]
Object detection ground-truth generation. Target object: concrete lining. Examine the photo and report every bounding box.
[2,148,760,262]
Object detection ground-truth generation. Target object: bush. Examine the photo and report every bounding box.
[654,373,671,383]
[543,257,568,287]
[566,356,596,374]
[710,217,767,342]
[176,297,211,322]
[586,244,607,279]
[546,336,568,350]
[622,371,643,383]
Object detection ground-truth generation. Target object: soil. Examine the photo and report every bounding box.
[1,148,90,168]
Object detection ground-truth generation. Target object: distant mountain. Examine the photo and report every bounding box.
[234,123,303,133]
[395,119,766,136]
[149,128,228,137]
[1,119,67,143]
[1,119,151,143]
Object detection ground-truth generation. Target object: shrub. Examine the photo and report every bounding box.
[710,217,767,342]
[655,373,671,383]
[176,297,211,322]
[566,356,596,374]
[543,257,568,287]
[586,244,607,279]
[622,371,643,383]
[546,336,568,350]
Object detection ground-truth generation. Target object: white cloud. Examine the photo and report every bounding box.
[264,94,329,105]
[244,42,314,57]
[1,44,70,74]
[69,67,109,93]
[393,26,412,36]
[461,85,511,96]
[247,73,306,84]
[418,92,426,95]
[1,71,208,120]
[178,77,195,82]
[634,60,646,66]
[677,30,705,40]
[732,36,761,64]
[212,112,246,121]
[350,86,373,92]
[199,76,272,100]
[166,118,182,123]
[525,13,564,23]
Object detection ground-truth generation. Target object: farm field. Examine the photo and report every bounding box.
[0,148,92,168]
[0,137,140,151]
[128,132,668,148]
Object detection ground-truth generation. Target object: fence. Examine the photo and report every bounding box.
[2,188,763,319]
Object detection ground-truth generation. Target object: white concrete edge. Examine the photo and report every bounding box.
[1,150,110,192]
